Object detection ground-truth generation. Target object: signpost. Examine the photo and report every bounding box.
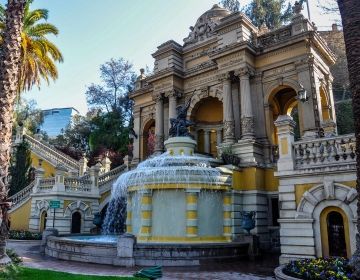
[49,200,60,228]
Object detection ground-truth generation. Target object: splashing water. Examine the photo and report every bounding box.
[102,151,223,235]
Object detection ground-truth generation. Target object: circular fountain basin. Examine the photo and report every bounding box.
[45,234,250,266]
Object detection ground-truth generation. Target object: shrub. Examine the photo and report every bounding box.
[284,257,353,280]
[6,249,22,264]
[8,230,42,240]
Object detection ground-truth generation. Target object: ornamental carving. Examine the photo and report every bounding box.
[223,120,235,140]
[152,92,164,102]
[166,89,182,99]
[155,135,164,151]
[241,117,255,136]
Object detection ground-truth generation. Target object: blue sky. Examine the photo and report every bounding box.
[3,0,340,114]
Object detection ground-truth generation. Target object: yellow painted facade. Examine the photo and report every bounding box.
[232,168,279,191]
[30,152,56,177]
[9,199,32,231]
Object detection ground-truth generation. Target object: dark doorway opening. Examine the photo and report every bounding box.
[327,211,347,257]
[71,211,81,233]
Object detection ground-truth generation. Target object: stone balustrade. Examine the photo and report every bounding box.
[8,181,35,208]
[99,164,127,186]
[64,178,92,192]
[24,134,80,171]
[38,178,56,192]
[293,134,356,169]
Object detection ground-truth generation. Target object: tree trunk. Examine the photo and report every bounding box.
[0,0,25,265]
[337,0,360,279]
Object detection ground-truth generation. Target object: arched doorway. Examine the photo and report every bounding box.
[71,211,82,233]
[39,211,47,232]
[320,207,350,258]
[268,87,301,144]
[141,119,155,160]
[327,211,347,257]
[190,97,223,157]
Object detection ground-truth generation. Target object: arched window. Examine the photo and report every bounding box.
[71,211,82,234]
[327,211,347,257]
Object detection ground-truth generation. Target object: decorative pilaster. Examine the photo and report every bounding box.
[139,190,152,239]
[54,164,67,192]
[126,195,132,234]
[131,108,141,166]
[185,190,199,237]
[274,115,296,172]
[223,191,232,241]
[33,167,44,193]
[220,74,235,144]
[153,93,164,153]
[89,163,101,195]
[237,67,255,139]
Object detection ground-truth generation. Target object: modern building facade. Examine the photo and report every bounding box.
[41,107,79,138]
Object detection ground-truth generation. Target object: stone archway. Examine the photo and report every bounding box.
[141,119,155,160]
[296,183,357,257]
[189,96,223,156]
[266,85,301,144]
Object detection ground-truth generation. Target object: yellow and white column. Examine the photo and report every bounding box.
[186,190,199,238]
[126,195,132,234]
[223,191,232,241]
[139,190,152,239]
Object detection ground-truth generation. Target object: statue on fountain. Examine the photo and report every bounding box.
[169,92,195,138]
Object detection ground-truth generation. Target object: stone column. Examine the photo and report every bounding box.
[126,195,132,234]
[154,94,164,153]
[139,190,152,240]
[79,154,88,176]
[167,89,181,127]
[221,74,235,144]
[216,128,222,146]
[89,163,101,195]
[131,109,141,166]
[54,164,66,192]
[274,115,296,171]
[204,130,210,154]
[185,190,199,238]
[238,67,255,139]
[223,191,232,241]
[33,167,45,193]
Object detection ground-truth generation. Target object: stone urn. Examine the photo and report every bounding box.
[240,211,256,234]
[93,212,102,228]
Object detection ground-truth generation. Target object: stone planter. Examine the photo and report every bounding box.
[274,266,301,280]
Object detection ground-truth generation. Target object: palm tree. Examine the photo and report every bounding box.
[0,0,26,265]
[337,0,360,278]
[0,0,63,93]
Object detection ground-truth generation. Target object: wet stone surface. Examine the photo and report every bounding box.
[7,240,276,279]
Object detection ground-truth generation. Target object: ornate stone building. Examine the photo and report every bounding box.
[131,4,357,263]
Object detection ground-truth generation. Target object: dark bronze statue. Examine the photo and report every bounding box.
[169,91,195,137]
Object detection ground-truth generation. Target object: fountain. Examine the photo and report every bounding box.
[44,98,251,266]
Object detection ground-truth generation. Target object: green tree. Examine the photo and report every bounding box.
[335,100,354,135]
[13,98,43,134]
[0,0,63,93]
[8,142,32,196]
[220,0,292,29]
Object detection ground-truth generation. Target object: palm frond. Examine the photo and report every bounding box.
[34,39,63,62]
[24,9,48,28]
[27,23,58,37]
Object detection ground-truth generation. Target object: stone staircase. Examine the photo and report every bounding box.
[23,134,80,171]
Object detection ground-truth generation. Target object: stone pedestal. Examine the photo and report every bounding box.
[116,233,136,267]
[164,137,197,156]
[40,228,58,253]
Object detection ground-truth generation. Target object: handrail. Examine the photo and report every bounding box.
[99,164,126,186]
[24,134,79,170]
[8,181,35,207]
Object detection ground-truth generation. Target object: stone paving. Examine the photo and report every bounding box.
[7,240,276,279]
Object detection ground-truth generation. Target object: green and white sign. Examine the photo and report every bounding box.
[49,200,61,209]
